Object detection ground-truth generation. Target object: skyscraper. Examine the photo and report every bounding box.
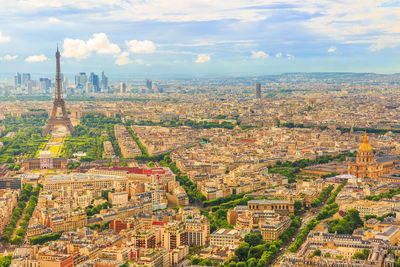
[22,73,31,87]
[120,82,126,93]
[14,72,21,88]
[101,71,108,92]
[75,73,87,89]
[145,79,152,91]
[89,72,100,92]
[27,81,33,95]
[255,83,261,99]
[39,78,51,92]
[63,76,69,95]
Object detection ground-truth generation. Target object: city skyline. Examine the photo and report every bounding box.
[0,0,400,76]
[2,1,400,266]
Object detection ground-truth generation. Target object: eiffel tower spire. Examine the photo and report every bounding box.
[43,45,74,135]
[55,44,62,100]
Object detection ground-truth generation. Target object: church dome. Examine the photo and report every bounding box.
[359,132,373,151]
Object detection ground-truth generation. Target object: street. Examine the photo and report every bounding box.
[270,205,325,266]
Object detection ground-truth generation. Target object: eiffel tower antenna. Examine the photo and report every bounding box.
[43,45,74,135]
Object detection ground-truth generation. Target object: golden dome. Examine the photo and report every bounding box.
[359,132,373,151]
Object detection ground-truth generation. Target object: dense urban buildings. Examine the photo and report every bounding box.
[2,0,400,265]
[3,59,400,267]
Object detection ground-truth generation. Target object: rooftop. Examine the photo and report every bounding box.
[45,173,126,182]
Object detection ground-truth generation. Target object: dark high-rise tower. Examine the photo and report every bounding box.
[255,83,261,99]
[43,46,74,135]
[145,79,152,91]
[14,72,21,88]
[89,72,100,92]
[101,71,108,92]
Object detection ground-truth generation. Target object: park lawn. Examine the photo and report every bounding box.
[49,145,62,156]
[268,166,299,176]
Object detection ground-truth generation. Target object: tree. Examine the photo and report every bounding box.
[324,252,331,258]
[30,232,62,245]
[248,245,264,259]
[352,249,369,260]
[244,233,264,247]
[13,163,21,171]
[235,242,250,261]
[280,232,289,243]
[246,258,257,267]
[15,227,25,236]
[291,216,301,228]
[328,209,363,234]
[101,190,110,200]
[190,258,201,265]
[309,249,321,258]
[0,255,12,267]
[294,200,303,215]
[10,236,23,245]
[196,259,213,266]
[347,209,363,228]
[364,214,377,220]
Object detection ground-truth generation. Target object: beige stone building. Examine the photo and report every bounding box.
[348,133,394,178]
[247,199,294,215]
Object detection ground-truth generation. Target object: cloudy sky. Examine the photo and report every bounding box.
[0,0,400,78]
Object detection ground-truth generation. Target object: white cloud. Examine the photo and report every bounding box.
[6,0,400,52]
[135,59,144,64]
[114,52,132,65]
[275,52,282,58]
[158,50,196,55]
[328,46,336,53]
[48,17,61,23]
[87,33,120,54]
[15,0,270,22]
[369,36,400,51]
[25,54,47,63]
[16,0,121,9]
[251,50,269,59]
[302,0,400,50]
[0,54,17,60]
[0,32,10,43]
[195,54,210,63]
[63,33,120,59]
[63,38,91,59]
[126,40,156,54]
[168,40,255,47]
[286,53,294,59]
[5,54,18,60]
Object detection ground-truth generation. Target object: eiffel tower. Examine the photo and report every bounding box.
[43,46,74,135]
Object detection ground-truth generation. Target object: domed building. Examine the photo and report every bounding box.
[348,132,394,179]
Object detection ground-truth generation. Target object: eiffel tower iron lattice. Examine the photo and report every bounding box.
[43,46,74,135]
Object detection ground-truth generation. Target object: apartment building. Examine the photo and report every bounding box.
[50,210,87,233]
[163,222,187,250]
[114,124,141,158]
[260,216,291,241]
[210,228,240,248]
[247,199,295,215]
[184,215,210,247]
